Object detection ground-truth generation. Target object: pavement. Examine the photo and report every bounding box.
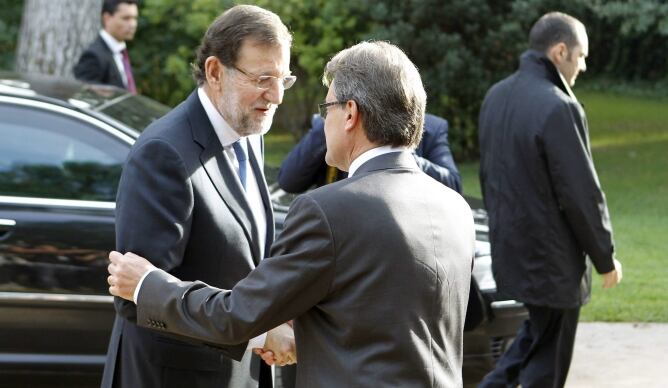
[566,322,668,387]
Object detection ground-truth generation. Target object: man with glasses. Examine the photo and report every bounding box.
[102,5,295,388]
[108,41,475,387]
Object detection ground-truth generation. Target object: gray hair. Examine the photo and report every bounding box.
[323,41,426,148]
[192,5,292,85]
[529,12,584,53]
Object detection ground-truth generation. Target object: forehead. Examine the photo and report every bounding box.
[115,3,137,15]
[237,39,290,72]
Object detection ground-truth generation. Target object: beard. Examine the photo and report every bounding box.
[217,84,275,137]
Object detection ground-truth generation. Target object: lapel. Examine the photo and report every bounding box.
[185,91,261,265]
[247,137,275,259]
[97,36,125,89]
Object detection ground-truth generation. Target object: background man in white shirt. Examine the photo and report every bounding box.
[74,0,138,92]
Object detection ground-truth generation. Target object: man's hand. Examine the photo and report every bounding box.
[601,258,623,289]
[107,251,156,301]
[253,323,296,366]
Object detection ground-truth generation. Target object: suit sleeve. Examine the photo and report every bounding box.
[414,119,462,193]
[541,103,616,274]
[137,194,336,345]
[278,115,328,193]
[73,49,105,83]
[113,138,193,321]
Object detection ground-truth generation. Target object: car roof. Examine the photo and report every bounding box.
[0,71,129,111]
[0,72,171,138]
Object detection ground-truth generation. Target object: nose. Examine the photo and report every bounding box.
[580,58,587,73]
[263,79,284,105]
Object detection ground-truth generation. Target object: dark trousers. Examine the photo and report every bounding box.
[478,304,580,388]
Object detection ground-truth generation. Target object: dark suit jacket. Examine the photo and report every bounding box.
[137,151,474,387]
[278,113,462,193]
[478,50,616,308]
[101,91,274,388]
[73,35,125,89]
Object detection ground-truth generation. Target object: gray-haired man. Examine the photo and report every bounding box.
[108,41,475,387]
[102,5,296,388]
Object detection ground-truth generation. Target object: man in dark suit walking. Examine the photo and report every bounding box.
[477,12,622,388]
[101,5,297,388]
[74,0,138,92]
[108,40,475,387]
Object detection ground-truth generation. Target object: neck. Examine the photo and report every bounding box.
[103,29,124,44]
[342,139,380,172]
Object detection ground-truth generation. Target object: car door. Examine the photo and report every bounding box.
[0,97,132,373]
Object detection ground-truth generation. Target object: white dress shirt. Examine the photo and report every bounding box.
[99,29,128,87]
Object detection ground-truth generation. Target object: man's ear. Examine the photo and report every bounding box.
[548,42,568,65]
[204,56,224,86]
[343,100,359,133]
[101,13,110,29]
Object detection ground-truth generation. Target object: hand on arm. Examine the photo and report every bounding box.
[253,322,297,366]
[108,251,157,301]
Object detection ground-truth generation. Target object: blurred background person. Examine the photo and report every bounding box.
[73,0,138,92]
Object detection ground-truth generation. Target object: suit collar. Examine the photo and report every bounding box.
[519,50,578,102]
[348,145,408,177]
[353,151,419,176]
[99,29,126,54]
[186,92,271,265]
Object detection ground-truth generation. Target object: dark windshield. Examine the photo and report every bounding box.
[95,94,170,132]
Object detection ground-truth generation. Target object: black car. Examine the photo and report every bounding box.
[0,73,526,387]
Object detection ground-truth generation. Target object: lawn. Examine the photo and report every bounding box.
[265,90,668,322]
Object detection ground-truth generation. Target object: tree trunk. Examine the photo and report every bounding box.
[15,0,102,77]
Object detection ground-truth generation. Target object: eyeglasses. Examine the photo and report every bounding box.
[318,101,346,119]
[231,65,297,90]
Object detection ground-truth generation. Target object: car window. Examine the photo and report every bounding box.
[97,93,170,131]
[0,103,128,201]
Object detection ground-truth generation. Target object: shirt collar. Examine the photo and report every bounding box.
[99,29,126,54]
[348,145,407,177]
[197,87,241,147]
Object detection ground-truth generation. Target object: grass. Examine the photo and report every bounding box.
[265,90,668,322]
[457,91,668,322]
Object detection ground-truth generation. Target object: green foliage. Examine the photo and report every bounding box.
[130,0,237,106]
[5,0,665,158]
[0,0,24,70]
[587,0,668,81]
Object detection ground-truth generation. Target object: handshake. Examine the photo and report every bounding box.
[254,321,297,367]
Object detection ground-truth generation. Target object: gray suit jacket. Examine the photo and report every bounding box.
[138,151,474,387]
[102,91,273,388]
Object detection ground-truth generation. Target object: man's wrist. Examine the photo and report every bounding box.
[133,268,158,304]
[247,333,267,350]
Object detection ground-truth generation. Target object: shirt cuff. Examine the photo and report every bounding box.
[247,333,267,351]
[133,268,158,304]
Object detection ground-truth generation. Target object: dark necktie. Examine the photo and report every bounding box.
[120,48,137,94]
[232,140,247,190]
